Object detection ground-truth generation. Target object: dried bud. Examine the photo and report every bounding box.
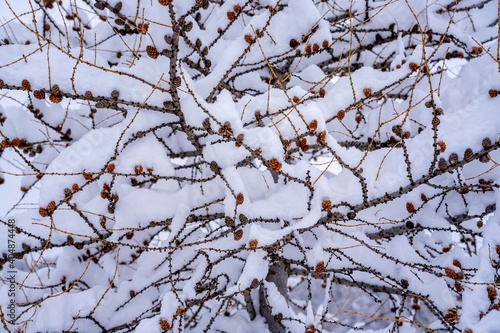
[362,87,372,97]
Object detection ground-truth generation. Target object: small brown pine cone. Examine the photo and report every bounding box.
[134,165,143,175]
[21,79,31,91]
[321,199,332,211]
[431,117,440,128]
[406,202,415,213]
[225,216,235,228]
[452,259,461,269]
[392,125,402,137]
[33,90,46,100]
[39,207,49,217]
[244,34,253,44]
[308,120,318,133]
[437,141,446,153]
[448,153,459,165]
[146,45,159,59]
[248,239,258,250]
[444,267,455,279]
[236,193,244,205]
[487,285,497,301]
[463,148,474,162]
[137,23,149,33]
[51,84,60,95]
[47,201,56,213]
[227,11,236,21]
[409,62,418,71]
[482,137,492,149]
[234,229,243,241]
[363,88,372,97]
[49,94,62,103]
[337,110,345,120]
[269,158,282,172]
[438,158,447,171]
[315,261,325,274]
[158,318,170,330]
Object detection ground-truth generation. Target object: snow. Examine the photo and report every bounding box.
[1,0,499,332]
